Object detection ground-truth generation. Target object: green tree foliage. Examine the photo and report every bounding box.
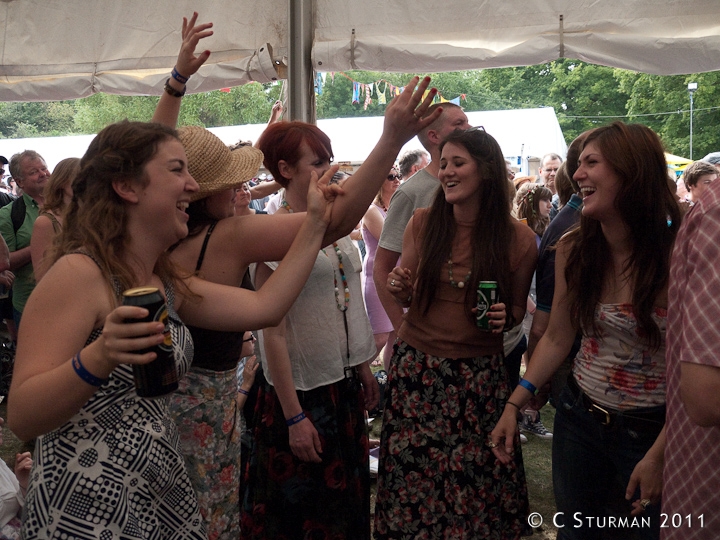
[2,66,719,158]
[0,101,77,138]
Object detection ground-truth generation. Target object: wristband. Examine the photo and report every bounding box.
[72,352,109,387]
[238,388,250,396]
[171,66,189,84]
[286,411,306,426]
[506,401,521,411]
[518,378,537,395]
[164,78,186,98]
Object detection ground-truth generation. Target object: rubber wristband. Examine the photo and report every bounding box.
[518,378,538,395]
[72,352,109,387]
[286,411,306,426]
[506,401,521,411]
[164,78,186,98]
[238,388,250,396]
[171,66,189,84]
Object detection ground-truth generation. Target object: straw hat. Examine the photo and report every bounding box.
[179,126,264,202]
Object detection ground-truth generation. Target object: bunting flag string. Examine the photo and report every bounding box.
[318,72,467,108]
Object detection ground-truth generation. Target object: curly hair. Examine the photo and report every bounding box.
[52,121,183,297]
[515,183,552,237]
[563,122,681,350]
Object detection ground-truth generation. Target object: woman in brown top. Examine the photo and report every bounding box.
[374,127,537,540]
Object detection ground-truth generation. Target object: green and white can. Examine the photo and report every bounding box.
[476,281,498,330]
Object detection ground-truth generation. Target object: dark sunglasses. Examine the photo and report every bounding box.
[387,174,401,181]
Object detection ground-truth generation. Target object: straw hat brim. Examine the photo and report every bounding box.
[179,125,264,202]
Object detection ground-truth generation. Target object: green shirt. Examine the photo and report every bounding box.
[0,194,40,313]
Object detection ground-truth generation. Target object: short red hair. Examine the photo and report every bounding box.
[257,121,333,187]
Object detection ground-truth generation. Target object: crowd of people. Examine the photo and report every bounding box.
[0,10,718,540]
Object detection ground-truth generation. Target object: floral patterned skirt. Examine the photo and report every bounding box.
[241,376,370,540]
[374,340,531,540]
[170,366,242,540]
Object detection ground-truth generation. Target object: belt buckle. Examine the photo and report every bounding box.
[591,403,612,426]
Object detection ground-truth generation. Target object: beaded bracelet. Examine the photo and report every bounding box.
[171,66,189,84]
[164,78,186,98]
[238,388,250,396]
[286,411,306,426]
[72,352,109,387]
[518,378,537,395]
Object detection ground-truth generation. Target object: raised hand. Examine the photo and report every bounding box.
[381,76,443,146]
[306,165,342,226]
[175,12,214,79]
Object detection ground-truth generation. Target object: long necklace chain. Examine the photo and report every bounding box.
[447,253,471,289]
[283,198,349,311]
[324,243,350,312]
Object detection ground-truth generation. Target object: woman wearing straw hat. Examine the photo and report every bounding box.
[165,82,441,539]
[168,126,265,540]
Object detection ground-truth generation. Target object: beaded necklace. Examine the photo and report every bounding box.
[324,243,350,312]
[447,253,471,289]
[282,198,349,311]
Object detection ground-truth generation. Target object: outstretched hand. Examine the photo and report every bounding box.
[382,76,443,146]
[306,165,343,225]
[175,12,214,79]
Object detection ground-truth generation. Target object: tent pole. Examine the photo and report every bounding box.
[287,0,316,124]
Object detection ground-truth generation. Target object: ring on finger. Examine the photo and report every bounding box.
[487,440,498,449]
[390,279,396,287]
[640,498,651,510]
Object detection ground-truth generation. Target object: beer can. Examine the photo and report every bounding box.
[476,281,498,331]
[122,287,178,398]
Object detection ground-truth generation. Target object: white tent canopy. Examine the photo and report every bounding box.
[1,0,719,102]
[0,107,566,173]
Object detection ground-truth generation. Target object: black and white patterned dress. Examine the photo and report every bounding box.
[21,281,205,540]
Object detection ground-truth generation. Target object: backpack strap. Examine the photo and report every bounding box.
[10,196,26,236]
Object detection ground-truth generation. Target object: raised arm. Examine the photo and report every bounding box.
[321,77,441,241]
[177,166,339,331]
[152,12,213,127]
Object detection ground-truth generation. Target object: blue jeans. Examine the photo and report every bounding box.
[553,383,663,540]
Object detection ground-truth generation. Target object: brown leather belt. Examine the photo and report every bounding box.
[566,375,665,430]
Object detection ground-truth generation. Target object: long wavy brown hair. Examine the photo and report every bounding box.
[52,121,184,299]
[563,122,681,350]
[414,128,515,325]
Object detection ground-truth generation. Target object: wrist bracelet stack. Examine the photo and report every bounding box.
[164,66,189,98]
[72,352,109,387]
